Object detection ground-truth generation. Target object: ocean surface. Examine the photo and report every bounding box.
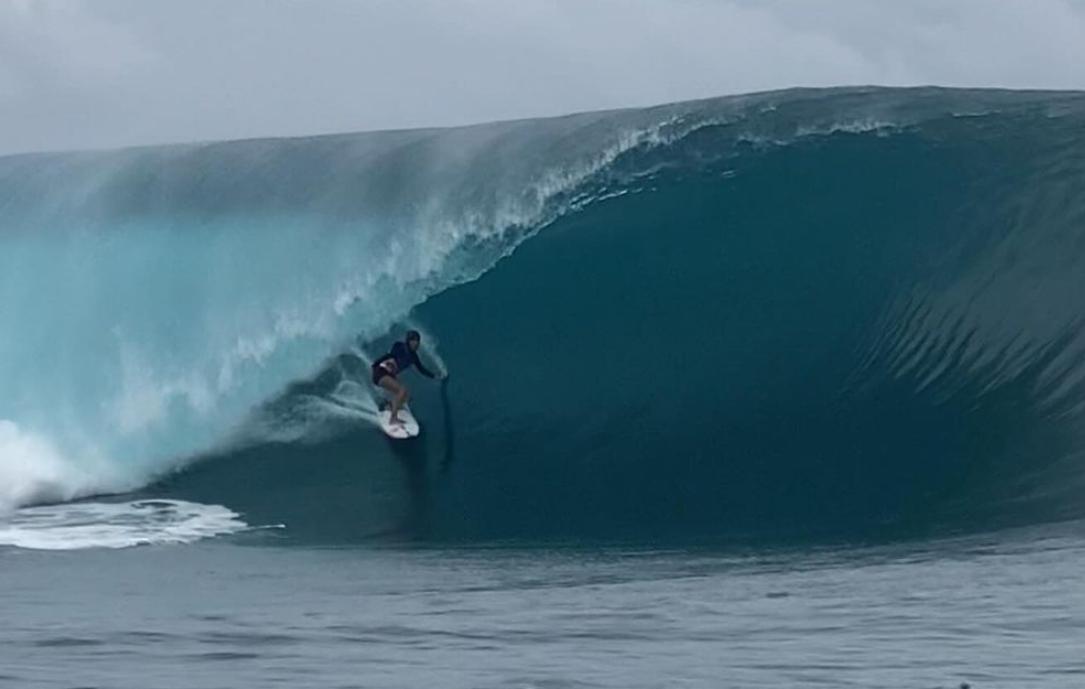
[2,524,1084,688]
[3,86,1085,686]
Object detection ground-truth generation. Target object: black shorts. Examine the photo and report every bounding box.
[372,364,396,386]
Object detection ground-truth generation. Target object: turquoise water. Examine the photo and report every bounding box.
[3,87,1085,685]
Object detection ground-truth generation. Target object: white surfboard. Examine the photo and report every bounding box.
[378,405,420,439]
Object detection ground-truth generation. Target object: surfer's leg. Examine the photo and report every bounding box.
[378,377,408,423]
[393,386,411,421]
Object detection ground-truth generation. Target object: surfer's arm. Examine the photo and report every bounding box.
[411,352,437,379]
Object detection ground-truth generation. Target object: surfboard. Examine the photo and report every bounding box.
[378,405,420,439]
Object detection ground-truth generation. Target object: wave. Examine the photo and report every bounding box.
[3,87,1085,546]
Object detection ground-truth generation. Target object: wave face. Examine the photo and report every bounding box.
[5,87,1085,545]
[0,104,681,513]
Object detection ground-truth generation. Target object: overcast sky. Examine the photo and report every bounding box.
[2,0,1085,155]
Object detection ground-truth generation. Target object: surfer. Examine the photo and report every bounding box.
[371,330,443,426]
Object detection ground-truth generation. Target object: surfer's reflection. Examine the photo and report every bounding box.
[384,377,455,540]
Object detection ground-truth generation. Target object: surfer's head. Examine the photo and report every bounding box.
[406,330,422,351]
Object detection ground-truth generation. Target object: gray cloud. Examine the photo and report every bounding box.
[2,0,1084,155]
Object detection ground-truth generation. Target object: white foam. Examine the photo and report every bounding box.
[0,498,252,550]
[0,420,124,514]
